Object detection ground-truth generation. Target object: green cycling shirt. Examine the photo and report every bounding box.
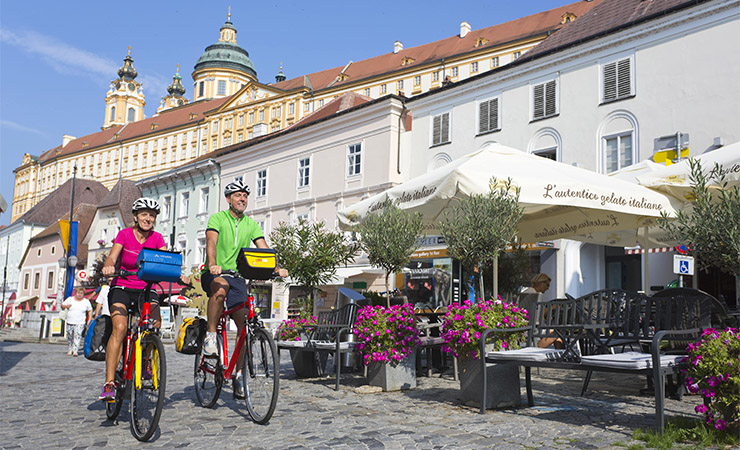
[203,209,264,273]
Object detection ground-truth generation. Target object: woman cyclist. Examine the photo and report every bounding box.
[98,197,188,401]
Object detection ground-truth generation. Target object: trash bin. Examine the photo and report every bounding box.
[336,287,366,370]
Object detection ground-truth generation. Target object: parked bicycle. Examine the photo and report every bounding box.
[194,269,279,424]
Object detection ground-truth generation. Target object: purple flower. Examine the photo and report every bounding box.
[695,404,708,414]
[715,419,726,430]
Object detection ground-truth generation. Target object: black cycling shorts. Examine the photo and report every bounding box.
[201,272,247,310]
[108,287,162,322]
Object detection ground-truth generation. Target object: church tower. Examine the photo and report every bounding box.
[157,65,189,113]
[104,48,146,129]
[192,10,257,101]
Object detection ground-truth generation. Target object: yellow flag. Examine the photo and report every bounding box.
[59,220,70,253]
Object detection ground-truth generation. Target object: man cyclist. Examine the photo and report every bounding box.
[201,179,287,398]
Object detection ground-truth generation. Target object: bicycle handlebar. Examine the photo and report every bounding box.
[218,269,280,280]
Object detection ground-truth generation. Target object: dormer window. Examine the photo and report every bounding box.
[401,56,415,66]
[151,123,159,130]
[561,12,577,24]
[475,37,488,48]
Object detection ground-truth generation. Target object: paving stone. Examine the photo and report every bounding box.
[0,341,708,449]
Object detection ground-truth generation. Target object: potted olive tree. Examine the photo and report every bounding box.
[439,177,525,409]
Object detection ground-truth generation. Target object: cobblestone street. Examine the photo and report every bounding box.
[0,341,702,449]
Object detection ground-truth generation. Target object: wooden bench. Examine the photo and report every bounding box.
[479,294,711,432]
[276,303,360,390]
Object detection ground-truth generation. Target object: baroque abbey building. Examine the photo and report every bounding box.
[10,3,597,223]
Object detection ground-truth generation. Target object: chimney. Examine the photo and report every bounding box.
[253,123,268,137]
[460,21,471,38]
[62,135,76,147]
[394,41,403,54]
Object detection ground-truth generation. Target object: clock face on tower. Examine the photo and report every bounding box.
[128,83,136,91]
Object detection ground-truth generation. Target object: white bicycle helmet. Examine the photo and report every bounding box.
[132,197,161,214]
[223,179,250,197]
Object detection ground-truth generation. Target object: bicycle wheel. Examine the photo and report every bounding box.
[194,351,222,408]
[130,333,166,442]
[242,327,279,424]
[105,352,126,420]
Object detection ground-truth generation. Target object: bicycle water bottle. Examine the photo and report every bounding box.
[247,295,255,320]
[142,302,151,326]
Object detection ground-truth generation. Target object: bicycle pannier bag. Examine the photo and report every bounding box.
[84,315,112,361]
[136,248,183,283]
[236,247,276,280]
[176,317,206,354]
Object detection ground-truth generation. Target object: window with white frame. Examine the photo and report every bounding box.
[34,272,40,290]
[297,213,309,223]
[603,132,634,173]
[249,112,254,123]
[178,239,188,264]
[451,67,458,77]
[363,88,370,96]
[397,80,404,91]
[414,75,421,86]
[163,196,172,220]
[288,103,295,115]
[318,99,324,107]
[199,187,209,214]
[478,97,500,134]
[259,110,265,121]
[491,56,499,68]
[217,80,226,96]
[471,62,478,72]
[431,112,451,146]
[238,114,244,127]
[47,271,54,290]
[256,169,267,197]
[347,143,362,176]
[303,103,310,112]
[532,79,558,121]
[513,51,521,59]
[432,71,439,82]
[256,220,266,234]
[534,147,557,161]
[298,157,310,188]
[380,84,387,94]
[602,56,633,103]
[181,192,189,217]
[197,238,206,264]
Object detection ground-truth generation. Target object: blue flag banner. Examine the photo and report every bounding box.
[64,221,78,299]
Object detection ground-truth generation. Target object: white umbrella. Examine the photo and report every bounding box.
[338,143,682,248]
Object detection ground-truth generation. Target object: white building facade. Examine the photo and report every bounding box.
[403,0,740,299]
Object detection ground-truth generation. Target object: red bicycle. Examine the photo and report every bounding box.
[194,270,279,424]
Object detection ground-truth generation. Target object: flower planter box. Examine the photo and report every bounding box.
[367,350,416,391]
[459,357,521,409]
[289,349,328,378]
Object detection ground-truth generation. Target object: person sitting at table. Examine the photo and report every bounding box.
[519,273,564,349]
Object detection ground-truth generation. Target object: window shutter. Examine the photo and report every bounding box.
[617,58,631,98]
[603,61,617,101]
[478,99,499,134]
[432,115,441,145]
[489,98,499,131]
[545,81,557,117]
[479,101,489,134]
[533,84,545,119]
[440,113,449,143]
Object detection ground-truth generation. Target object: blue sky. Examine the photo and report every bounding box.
[0,0,576,226]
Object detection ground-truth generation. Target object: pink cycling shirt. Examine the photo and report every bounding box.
[112,227,166,290]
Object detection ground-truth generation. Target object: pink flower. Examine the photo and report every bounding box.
[695,404,708,413]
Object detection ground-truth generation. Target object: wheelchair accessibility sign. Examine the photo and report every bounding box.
[673,255,695,276]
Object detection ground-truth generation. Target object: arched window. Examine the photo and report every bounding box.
[598,111,638,173]
[110,106,116,122]
[128,108,135,122]
[528,127,562,161]
[428,152,452,172]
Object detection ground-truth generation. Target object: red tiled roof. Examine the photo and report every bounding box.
[521,0,705,60]
[37,97,229,164]
[270,0,601,92]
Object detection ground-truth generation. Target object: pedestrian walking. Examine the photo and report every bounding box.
[61,286,93,356]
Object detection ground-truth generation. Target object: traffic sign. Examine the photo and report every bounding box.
[77,270,88,280]
[675,245,690,255]
[673,255,694,276]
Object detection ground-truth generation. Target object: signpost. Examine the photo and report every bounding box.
[673,254,694,287]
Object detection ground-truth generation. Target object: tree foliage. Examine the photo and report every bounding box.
[658,159,740,277]
[439,177,523,298]
[270,219,359,313]
[357,203,424,307]
[83,253,108,288]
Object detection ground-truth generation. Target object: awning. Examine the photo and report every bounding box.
[14,295,38,306]
[165,295,189,306]
[326,267,384,285]
[338,287,366,301]
[624,247,674,255]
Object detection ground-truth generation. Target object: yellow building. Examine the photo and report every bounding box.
[10,2,599,222]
